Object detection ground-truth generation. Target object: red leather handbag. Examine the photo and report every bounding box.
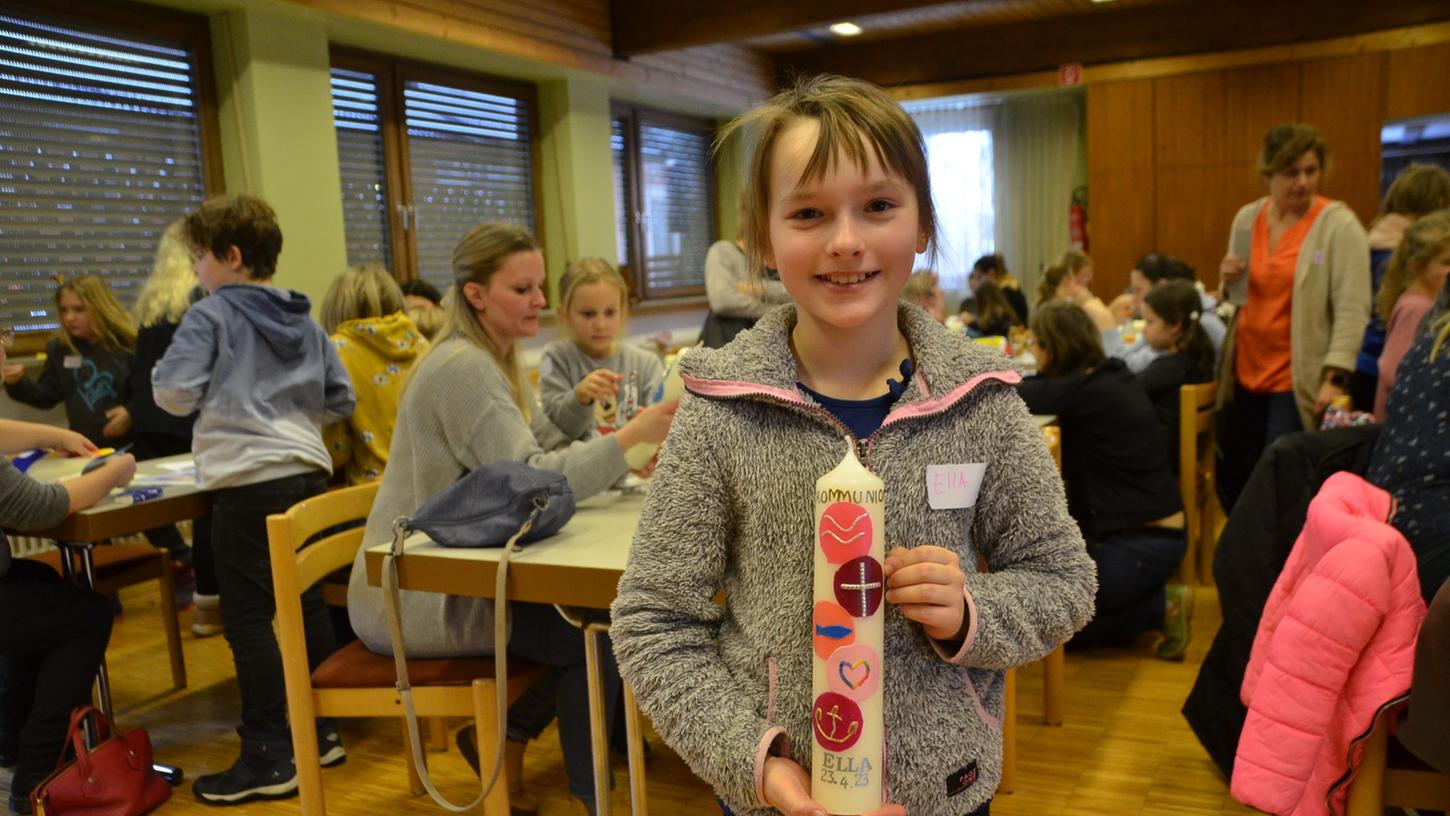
[29,707,171,816]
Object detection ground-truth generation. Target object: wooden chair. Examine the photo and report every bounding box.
[268,481,545,816]
[1177,382,1217,586]
[1000,426,1068,795]
[1345,707,1450,815]
[30,542,185,689]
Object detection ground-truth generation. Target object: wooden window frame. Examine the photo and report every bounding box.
[612,102,718,301]
[329,48,543,287]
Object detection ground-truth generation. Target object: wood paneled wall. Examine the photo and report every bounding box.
[291,0,773,110]
[1087,43,1450,302]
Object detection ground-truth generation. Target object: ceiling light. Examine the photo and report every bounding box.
[1090,0,1115,3]
[829,22,863,37]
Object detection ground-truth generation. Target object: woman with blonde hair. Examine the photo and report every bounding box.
[128,220,213,628]
[345,223,676,815]
[319,264,426,485]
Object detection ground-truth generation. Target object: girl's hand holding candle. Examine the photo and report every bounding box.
[883,545,968,642]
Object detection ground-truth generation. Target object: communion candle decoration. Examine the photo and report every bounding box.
[811,440,885,813]
[624,348,692,469]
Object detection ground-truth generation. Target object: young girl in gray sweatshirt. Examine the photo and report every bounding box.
[610,77,1096,816]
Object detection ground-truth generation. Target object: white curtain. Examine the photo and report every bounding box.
[907,89,1083,311]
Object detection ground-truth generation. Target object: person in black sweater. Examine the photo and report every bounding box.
[958,253,1028,325]
[1136,280,1216,475]
[1018,301,1193,659]
[130,221,214,631]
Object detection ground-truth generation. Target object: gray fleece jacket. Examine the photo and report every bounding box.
[347,337,629,658]
[611,304,1096,816]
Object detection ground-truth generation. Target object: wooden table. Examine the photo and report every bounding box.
[365,491,649,816]
[21,454,209,718]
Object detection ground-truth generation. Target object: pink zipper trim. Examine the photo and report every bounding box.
[766,656,778,724]
[880,370,1021,426]
[963,671,1001,730]
[682,375,809,405]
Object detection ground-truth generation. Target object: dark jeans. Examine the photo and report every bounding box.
[1219,385,1304,512]
[505,601,618,807]
[0,560,113,797]
[212,471,334,748]
[135,433,215,595]
[1074,528,1187,648]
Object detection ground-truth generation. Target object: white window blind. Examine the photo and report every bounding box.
[638,121,713,296]
[0,9,208,333]
[611,107,715,299]
[404,78,535,295]
[611,116,633,273]
[330,66,392,270]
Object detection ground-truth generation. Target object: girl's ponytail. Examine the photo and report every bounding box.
[1145,280,1213,383]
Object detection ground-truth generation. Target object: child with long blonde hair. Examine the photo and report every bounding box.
[3,275,137,445]
[611,75,1093,816]
[1374,210,1450,418]
[538,257,663,435]
[319,264,427,484]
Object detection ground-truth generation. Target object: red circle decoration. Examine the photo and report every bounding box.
[833,556,884,618]
[812,691,864,752]
[819,502,873,564]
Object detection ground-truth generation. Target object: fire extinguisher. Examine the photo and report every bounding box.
[1069,185,1088,251]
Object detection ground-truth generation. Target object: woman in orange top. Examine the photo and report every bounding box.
[1217,124,1371,510]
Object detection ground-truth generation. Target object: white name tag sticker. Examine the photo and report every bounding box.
[63,355,82,369]
[926,463,987,510]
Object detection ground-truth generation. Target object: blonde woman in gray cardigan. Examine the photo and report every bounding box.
[611,77,1094,816]
[345,223,676,815]
[1217,124,1370,509]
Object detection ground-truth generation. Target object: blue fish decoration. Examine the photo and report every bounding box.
[815,624,852,639]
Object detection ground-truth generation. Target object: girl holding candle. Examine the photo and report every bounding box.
[538,257,663,436]
[611,75,1096,816]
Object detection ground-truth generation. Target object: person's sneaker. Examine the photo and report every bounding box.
[192,748,297,805]
[8,794,33,814]
[1157,582,1195,661]
[192,593,223,638]
[317,719,346,768]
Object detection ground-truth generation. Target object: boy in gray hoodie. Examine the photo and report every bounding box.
[153,195,355,805]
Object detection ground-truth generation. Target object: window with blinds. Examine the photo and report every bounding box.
[0,8,212,334]
[404,79,535,294]
[331,66,392,270]
[328,52,539,294]
[612,106,716,300]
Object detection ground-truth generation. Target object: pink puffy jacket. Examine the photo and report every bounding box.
[1232,472,1427,816]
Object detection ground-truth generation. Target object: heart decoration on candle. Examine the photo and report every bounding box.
[826,643,880,700]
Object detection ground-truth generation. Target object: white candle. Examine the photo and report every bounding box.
[811,441,885,814]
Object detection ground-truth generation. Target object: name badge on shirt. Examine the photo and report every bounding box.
[63,355,82,369]
[926,463,987,510]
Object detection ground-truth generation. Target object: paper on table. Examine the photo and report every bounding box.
[157,461,196,473]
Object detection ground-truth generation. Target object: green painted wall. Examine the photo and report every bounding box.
[538,76,619,300]
[207,5,346,306]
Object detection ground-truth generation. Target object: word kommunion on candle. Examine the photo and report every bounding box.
[811,441,885,814]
